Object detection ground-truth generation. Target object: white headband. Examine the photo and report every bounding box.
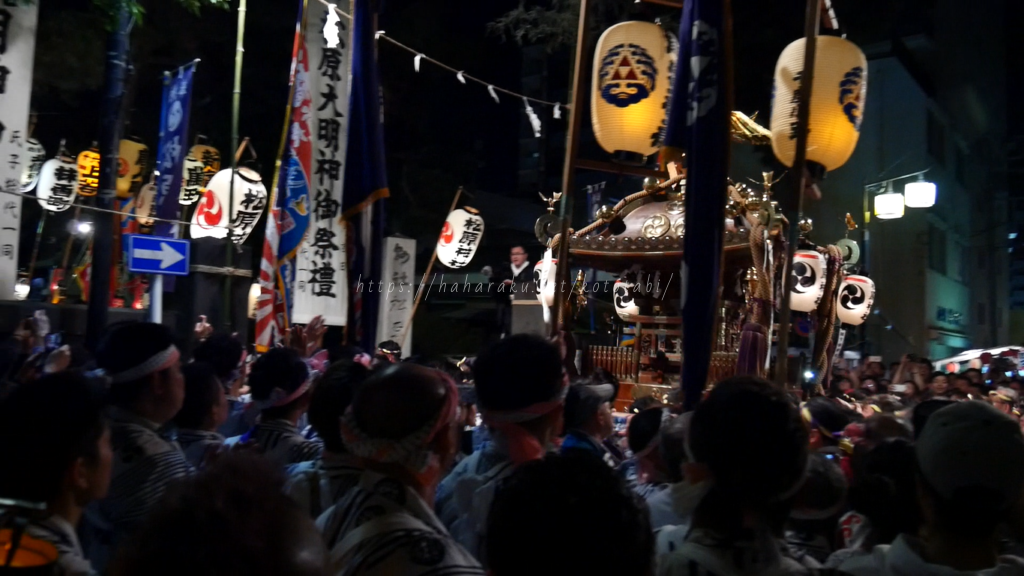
[109,345,180,384]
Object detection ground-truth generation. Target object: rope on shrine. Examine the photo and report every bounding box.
[811,244,844,395]
[561,174,687,244]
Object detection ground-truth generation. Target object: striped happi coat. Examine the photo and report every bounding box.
[248,418,324,468]
[81,408,193,573]
[285,451,365,519]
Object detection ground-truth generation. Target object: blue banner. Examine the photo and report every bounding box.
[153,62,196,238]
[666,0,732,408]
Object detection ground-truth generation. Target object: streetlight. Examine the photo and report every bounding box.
[904,174,937,208]
[874,182,905,220]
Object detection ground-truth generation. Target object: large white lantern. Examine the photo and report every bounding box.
[591,21,675,162]
[770,36,867,172]
[874,191,904,220]
[20,138,45,192]
[790,250,827,312]
[436,208,484,269]
[189,168,267,244]
[613,279,640,321]
[36,157,78,212]
[836,275,875,326]
[533,251,558,308]
[904,178,936,208]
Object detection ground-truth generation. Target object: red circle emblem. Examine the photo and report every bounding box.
[439,221,454,245]
[196,189,223,229]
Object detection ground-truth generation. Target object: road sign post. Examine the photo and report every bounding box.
[127,235,190,323]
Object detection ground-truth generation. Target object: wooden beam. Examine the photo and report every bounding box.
[574,158,667,180]
[639,0,684,8]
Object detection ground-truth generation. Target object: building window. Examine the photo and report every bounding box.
[927,111,945,166]
[929,224,947,275]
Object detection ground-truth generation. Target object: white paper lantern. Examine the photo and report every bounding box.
[874,192,904,220]
[135,182,157,227]
[249,282,261,319]
[770,36,867,172]
[189,168,267,244]
[436,208,484,269]
[613,279,640,321]
[179,155,206,206]
[904,180,936,208]
[36,157,79,212]
[533,252,558,308]
[836,274,875,326]
[20,138,45,192]
[790,250,827,312]
[591,21,675,162]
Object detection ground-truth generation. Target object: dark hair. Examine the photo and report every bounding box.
[351,364,449,441]
[486,453,653,575]
[111,452,327,576]
[627,407,663,454]
[929,371,948,384]
[690,376,808,511]
[192,333,244,383]
[249,348,309,420]
[627,395,662,414]
[174,362,223,430]
[0,371,107,504]
[848,438,920,545]
[911,399,955,440]
[805,396,859,446]
[307,361,369,453]
[659,413,690,484]
[96,322,176,407]
[473,335,563,412]
[329,345,365,365]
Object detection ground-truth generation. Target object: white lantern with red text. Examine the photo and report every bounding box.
[436,208,484,269]
[836,275,875,326]
[613,279,640,321]
[789,250,827,312]
[36,157,78,212]
[591,21,676,162]
[533,251,558,307]
[770,36,867,172]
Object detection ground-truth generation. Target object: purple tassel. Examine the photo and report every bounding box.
[736,322,768,377]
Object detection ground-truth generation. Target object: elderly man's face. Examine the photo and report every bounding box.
[510,247,527,266]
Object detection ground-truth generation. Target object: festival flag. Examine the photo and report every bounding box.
[343,0,390,348]
[664,0,733,408]
[153,62,196,238]
[257,1,307,352]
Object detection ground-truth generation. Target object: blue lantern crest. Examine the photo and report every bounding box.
[839,66,865,131]
[599,43,658,108]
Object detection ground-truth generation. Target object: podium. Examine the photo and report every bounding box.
[510,283,548,337]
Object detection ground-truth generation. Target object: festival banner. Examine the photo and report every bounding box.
[344,0,390,347]
[665,0,733,408]
[376,237,415,356]
[292,0,351,326]
[153,62,196,238]
[257,2,306,351]
[0,2,39,299]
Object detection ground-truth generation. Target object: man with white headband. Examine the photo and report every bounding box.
[435,334,568,565]
[318,363,483,575]
[244,348,323,468]
[82,321,192,573]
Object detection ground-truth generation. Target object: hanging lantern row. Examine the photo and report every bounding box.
[76,149,101,197]
[770,35,868,174]
[785,249,875,326]
[19,138,46,193]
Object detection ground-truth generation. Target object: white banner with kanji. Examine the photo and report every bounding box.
[291,0,351,325]
[0,2,38,299]
[377,236,416,356]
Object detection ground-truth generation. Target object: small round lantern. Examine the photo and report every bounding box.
[613,279,640,321]
[189,144,221,187]
[36,157,78,212]
[770,36,867,173]
[591,21,675,163]
[20,138,46,192]
[789,250,826,312]
[135,182,157,227]
[179,155,206,206]
[533,254,558,308]
[76,148,101,197]
[436,208,484,269]
[836,274,875,326]
[117,139,149,199]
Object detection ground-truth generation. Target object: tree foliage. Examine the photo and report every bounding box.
[92,0,230,29]
[488,0,660,52]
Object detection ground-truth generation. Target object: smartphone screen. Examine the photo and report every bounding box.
[45,332,61,350]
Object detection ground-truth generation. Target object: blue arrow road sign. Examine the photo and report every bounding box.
[127,235,190,276]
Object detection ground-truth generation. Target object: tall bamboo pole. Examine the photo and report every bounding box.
[774,0,822,387]
[224,0,248,331]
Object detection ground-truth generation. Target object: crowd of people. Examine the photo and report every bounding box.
[2,317,1024,575]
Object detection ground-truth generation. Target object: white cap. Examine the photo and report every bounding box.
[916,401,1024,510]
